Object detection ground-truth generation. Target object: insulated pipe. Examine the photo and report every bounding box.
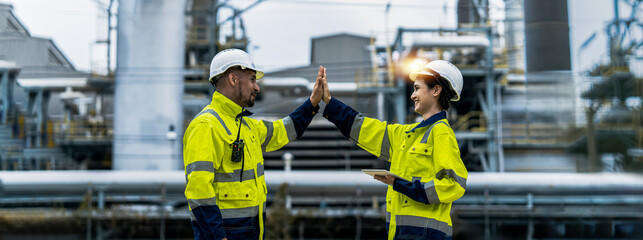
[0,171,642,196]
[411,36,490,49]
[260,77,358,93]
[0,171,185,195]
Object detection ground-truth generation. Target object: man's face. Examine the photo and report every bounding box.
[235,69,261,107]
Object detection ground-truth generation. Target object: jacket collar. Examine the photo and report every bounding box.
[210,91,254,119]
[406,111,447,133]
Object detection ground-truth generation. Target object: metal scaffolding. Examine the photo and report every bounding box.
[387,27,503,172]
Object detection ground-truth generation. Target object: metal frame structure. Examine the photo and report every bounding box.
[4,78,113,170]
[0,62,21,170]
[387,27,503,172]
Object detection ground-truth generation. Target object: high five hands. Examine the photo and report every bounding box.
[321,66,331,104]
[310,66,332,107]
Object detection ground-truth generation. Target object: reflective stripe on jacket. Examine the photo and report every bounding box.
[184,91,318,240]
[323,98,467,240]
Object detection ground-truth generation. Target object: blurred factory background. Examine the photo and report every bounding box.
[0,0,642,239]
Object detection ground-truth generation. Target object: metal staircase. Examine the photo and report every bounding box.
[264,122,382,170]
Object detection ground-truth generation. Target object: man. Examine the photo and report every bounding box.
[183,48,325,240]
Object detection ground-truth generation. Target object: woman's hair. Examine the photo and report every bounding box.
[417,75,455,111]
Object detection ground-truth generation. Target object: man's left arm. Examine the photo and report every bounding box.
[259,99,319,152]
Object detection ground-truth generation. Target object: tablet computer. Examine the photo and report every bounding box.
[361,169,403,179]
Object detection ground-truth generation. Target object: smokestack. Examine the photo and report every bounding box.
[524,0,571,72]
[113,0,186,170]
[457,0,485,26]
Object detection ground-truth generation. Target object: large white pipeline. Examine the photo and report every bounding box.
[0,171,641,196]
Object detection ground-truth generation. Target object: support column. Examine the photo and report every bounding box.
[0,70,10,124]
[395,77,406,124]
[0,64,19,125]
[26,89,50,148]
[485,27,498,171]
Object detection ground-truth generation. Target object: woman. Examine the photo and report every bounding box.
[320,60,468,240]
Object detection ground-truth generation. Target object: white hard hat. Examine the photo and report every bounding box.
[209,48,264,84]
[409,60,463,101]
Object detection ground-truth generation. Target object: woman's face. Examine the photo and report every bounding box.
[410,78,439,115]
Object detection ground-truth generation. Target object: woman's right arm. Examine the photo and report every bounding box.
[321,69,405,161]
[322,97,400,161]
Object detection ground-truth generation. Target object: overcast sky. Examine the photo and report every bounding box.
[0,0,621,74]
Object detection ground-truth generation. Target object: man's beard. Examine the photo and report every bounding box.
[238,85,255,107]
[245,95,255,107]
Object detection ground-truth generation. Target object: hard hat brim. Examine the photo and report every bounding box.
[241,66,264,80]
[209,66,264,84]
[409,71,437,81]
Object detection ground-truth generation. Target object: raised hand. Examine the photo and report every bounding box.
[309,66,324,107]
[322,67,331,103]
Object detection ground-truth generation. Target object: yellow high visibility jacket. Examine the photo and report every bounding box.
[323,98,467,240]
[184,91,318,240]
